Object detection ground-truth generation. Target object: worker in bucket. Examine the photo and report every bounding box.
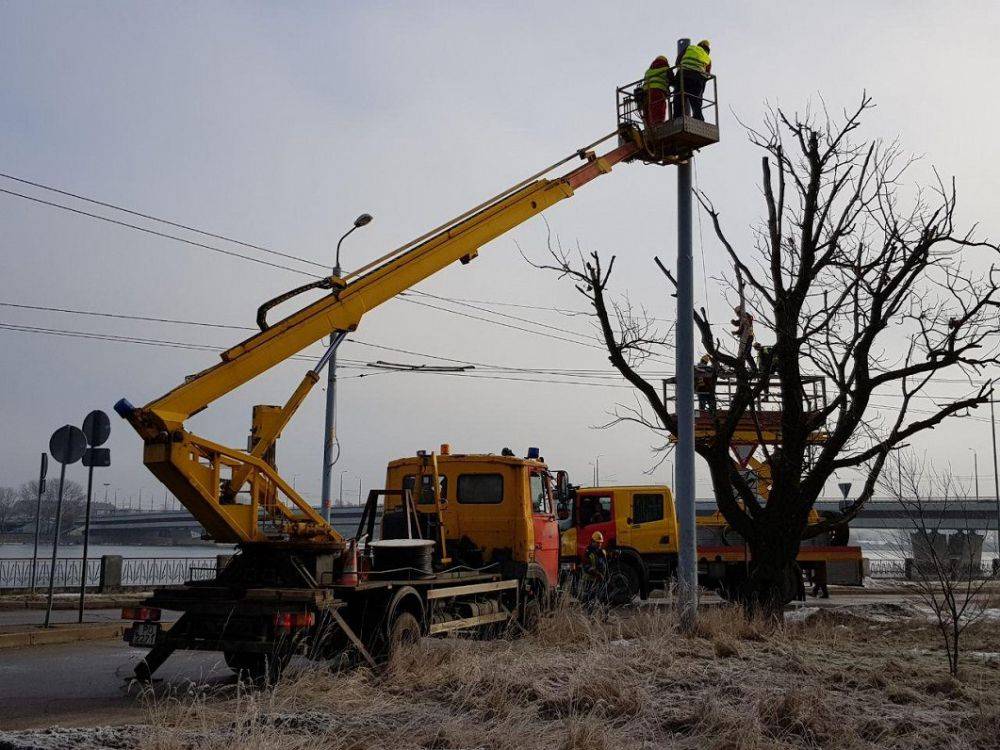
[694,354,718,415]
[642,54,673,125]
[674,39,712,120]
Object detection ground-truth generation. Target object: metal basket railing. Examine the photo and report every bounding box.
[616,64,719,135]
[661,374,828,423]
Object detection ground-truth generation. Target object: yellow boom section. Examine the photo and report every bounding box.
[120,138,639,545]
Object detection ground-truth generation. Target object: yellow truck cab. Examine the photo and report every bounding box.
[560,485,677,600]
[384,446,563,599]
[560,485,863,603]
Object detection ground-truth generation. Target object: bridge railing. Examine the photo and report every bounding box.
[0,556,217,592]
[868,558,996,580]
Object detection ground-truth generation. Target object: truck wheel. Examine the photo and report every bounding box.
[607,561,640,607]
[388,611,421,658]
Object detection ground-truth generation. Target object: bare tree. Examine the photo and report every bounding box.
[0,486,17,541]
[881,454,997,676]
[16,480,86,541]
[531,96,1000,616]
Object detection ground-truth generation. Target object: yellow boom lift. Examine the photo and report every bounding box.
[114,72,719,680]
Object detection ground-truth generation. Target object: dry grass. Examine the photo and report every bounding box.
[5,603,1000,749]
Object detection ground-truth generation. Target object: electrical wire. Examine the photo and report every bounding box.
[0,187,319,277]
[0,172,329,270]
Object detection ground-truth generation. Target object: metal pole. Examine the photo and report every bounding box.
[358,476,362,507]
[321,261,342,522]
[77,461,95,623]
[30,453,46,593]
[676,153,698,629]
[974,451,980,500]
[339,470,345,507]
[43,461,68,628]
[991,398,999,558]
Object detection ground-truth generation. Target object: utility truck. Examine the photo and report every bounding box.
[114,69,721,681]
[559,483,863,605]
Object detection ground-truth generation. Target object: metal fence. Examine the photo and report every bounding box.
[0,557,101,590]
[0,556,216,591]
[867,559,907,579]
[121,557,216,587]
[868,558,996,580]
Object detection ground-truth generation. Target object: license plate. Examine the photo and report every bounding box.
[129,622,160,647]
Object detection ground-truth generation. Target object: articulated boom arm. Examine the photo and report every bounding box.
[117,137,640,546]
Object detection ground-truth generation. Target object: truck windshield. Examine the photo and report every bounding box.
[579,495,612,525]
[529,474,549,514]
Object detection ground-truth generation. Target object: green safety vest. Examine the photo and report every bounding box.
[680,44,710,73]
[643,63,670,92]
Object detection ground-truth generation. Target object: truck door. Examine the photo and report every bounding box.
[576,491,616,559]
[623,490,673,553]
[529,472,559,585]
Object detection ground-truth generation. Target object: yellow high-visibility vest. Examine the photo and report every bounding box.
[680,44,710,73]
[643,63,670,92]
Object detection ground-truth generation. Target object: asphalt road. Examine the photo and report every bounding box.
[0,639,232,731]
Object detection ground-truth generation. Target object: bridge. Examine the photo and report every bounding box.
[81,497,999,545]
[84,506,367,544]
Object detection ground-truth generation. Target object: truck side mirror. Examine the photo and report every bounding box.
[556,470,569,499]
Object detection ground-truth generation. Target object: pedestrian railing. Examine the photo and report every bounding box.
[120,557,216,587]
[867,559,907,579]
[867,557,996,580]
[0,556,217,591]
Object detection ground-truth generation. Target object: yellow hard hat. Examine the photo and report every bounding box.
[699,39,711,50]
[591,531,604,543]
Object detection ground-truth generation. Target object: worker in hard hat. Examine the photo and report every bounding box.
[674,39,712,121]
[694,354,718,415]
[642,54,674,126]
[581,530,609,595]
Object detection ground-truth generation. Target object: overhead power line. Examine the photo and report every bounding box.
[0,172,329,270]
[0,300,669,382]
[0,187,318,277]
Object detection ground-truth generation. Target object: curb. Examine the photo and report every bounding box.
[0,623,125,650]
[0,595,150,611]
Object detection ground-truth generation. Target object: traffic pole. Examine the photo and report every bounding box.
[29,453,47,593]
[43,460,68,628]
[675,154,698,629]
[77,460,95,623]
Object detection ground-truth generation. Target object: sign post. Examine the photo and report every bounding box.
[44,425,87,628]
[78,410,111,623]
[29,453,48,593]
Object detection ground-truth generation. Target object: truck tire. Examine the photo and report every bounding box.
[387,611,421,658]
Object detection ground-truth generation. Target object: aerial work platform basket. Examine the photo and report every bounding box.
[662,374,829,446]
[616,64,720,165]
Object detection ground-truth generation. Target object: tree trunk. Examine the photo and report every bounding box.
[742,528,802,620]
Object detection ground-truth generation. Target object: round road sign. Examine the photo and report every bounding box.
[49,425,87,465]
[82,410,111,447]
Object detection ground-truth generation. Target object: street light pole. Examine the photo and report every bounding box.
[322,213,373,521]
[991,398,1000,560]
[675,148,697,631]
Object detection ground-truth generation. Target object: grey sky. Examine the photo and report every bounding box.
[2,1,999,507]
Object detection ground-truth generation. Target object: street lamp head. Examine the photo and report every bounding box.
[354,213,373,228]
